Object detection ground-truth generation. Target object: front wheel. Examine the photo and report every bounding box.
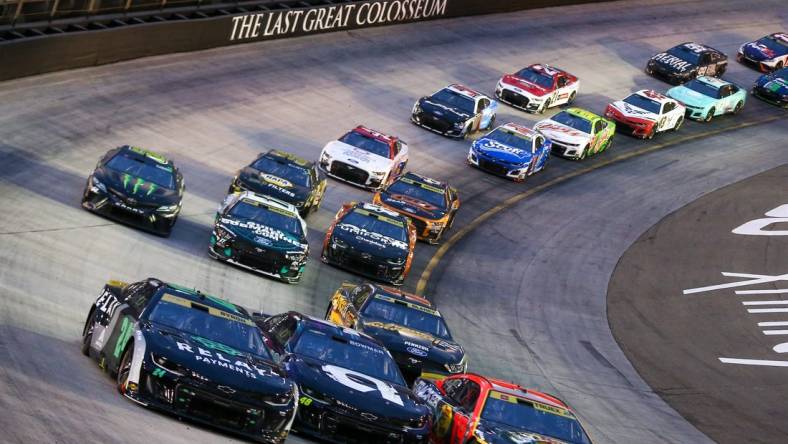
[116,344,134,394]
[485,115,496,130]
[704,108,715,122]
[567,91,577,105]
[537,98,551,114]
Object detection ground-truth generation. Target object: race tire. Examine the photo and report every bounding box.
[580,144,590,160]
[324,302,333,320]
[603,137,613,152]
[567,91,577,105]
[81,309,96,356]
[775,61,784,70]
[117,343,134,393]
[538,98,551,114]
[704,108,715,122]
[673,116,684,131]
[733,101,743,114]
[486,115,496,130]
[446,213,456,230]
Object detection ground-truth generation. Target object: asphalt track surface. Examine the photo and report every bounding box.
[608,165,788,444]
[0,0,785,443]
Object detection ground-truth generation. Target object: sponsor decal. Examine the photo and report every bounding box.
[478,138,526,156]
[337,223,408,250]
[406,346,428,357]
[175,340,273,379]
[387,194,439,212]
[229,0,447,41]
[652,52,692,72]
[220,217,301,246]
[322,364,404,405]
[621,103,654,118]
[537,122,586,137]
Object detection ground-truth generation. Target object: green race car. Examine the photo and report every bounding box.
[534,107,616,160]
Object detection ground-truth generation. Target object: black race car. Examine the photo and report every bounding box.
[411,84,498,138]
[209,191,309,284]
[322,202,417,286]
[255,312,432,444]
[326,282,467,384]
[229,149,327,217]
[646,42,727,84]
[81,145,184,236]
[373,172,460,244]
[81,278,297,443]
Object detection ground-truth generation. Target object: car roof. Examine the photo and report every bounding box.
[696,76,731,88]
[351,201,409,221]
[446,83,485,99]
[395,172,448,192]
[768,32,788,43]
[498,122,536,138]
[372,284,435,309]
[263,149,313,168]
[117,145,174,167]
[294,312,381,344]
[673,42,715,53]
[527,63,567,78]
[566,107,602,122]
[633,89,671,104]
[462,373,571,411]
[236,191,301,216]
[352,125,396,144]
[160,281,249,316]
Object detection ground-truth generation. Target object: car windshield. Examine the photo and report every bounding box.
[761,36,788,51]
[251,156,310,187]
[147,293,270,358]
[105,151,175,189]
[387,179,447,209]
[514,67,554,88]
[683,79,721,99]
[667,45,702,64]
[362,295,451,339]
[294,329,405,385]
[339,131,391,158]
[551,111,592,134]
[341,209,408,242]
[623,94,662,114]
[487,128,533,151]
[228,199,303,238]
[430,89,476,114]
[481,393,592,444]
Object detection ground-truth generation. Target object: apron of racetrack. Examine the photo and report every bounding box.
[0,0,785,442]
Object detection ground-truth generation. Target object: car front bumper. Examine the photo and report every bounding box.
[81,184,178,235]
[209,233,305,283]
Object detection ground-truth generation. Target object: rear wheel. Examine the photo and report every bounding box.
[673,116,684,131]
[81,309,96,356]
[732,101,743,114]
[704,108,715,122]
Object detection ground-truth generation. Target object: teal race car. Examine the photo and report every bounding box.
[666,76,746,121]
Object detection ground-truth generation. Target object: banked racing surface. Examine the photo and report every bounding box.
[0,0,786,443]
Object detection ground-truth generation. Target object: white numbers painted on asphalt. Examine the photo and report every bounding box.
[731,204,788,236]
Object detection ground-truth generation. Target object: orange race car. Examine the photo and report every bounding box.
[373,172,459,244]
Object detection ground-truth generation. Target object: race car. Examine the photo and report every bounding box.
[319,126,408,191]
[413,373,592,444]
[256,312,432,444]
[604,89,686,139]
[372,172,460,244]
[228,149,326,217]
[495,64,579,113]
[646,42,728,84]
[209,191,308,284]
[325,282,467,384]
[80,278,298,444]
[751,67,788,107]
[737,32,788,72]
[322,202,417,285]
[468,122,551,181]
[534,108,615,160]
[667,76,747,121]
[411,84,498,138]
[81,145,184,236]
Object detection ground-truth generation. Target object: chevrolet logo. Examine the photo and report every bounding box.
[360,412,378,421]
[217,385,236,394]
[126,198,137,205]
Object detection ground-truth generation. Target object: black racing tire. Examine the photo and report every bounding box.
[538,98,551,114]
[673,116,684,131]
[324,302,334,320]
[775,61,784,70]
[446,212,456,230]
[732,101,743,114]
[116,343,134,392]
[567,91,577,105]
[81,308,96,356]
[486,115,496,130]
[704,108,715,122]
[579,144,590,160]
[603,137,613,153]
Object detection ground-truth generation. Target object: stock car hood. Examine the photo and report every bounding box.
[667,86,716,109]
[237,167,310,206]
[474,421,570,444]
[609,101,658,122]
[756,71,788,94]
[418,98,470,124]
[379,192,448,221]
[473,137,534,164]
[287,356,428,419]
[533,121,590,145]
[95,167,179,206]
[742,41,785,61]
[500,74,550,97]
[333,222,409,260]
[143,323,291,394]
[649,52,696,74]
[218,216,307,252]
[323,141,393,173]
[358,321,464,365]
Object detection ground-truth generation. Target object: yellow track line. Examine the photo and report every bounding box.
[415,114,785,295]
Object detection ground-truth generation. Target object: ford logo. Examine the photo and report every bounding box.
[407,346,428,357]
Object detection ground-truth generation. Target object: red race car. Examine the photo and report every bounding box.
[495,64,580,113]
[413,373,592,444]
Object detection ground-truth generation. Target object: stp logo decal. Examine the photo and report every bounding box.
[261,173,292,188]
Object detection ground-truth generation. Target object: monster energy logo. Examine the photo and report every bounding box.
[122,174,158,196]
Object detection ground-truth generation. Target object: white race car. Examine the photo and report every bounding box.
[319,126,408,191]
[604,89,685,139]
[495,64,580,113]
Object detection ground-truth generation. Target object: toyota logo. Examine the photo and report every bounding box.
[217,385,236,394]
[360,412,378,421]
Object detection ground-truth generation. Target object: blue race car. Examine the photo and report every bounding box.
[752,67,788,108]
[666,76,747,122]
[737,33,788,72]
[467,122,550,182]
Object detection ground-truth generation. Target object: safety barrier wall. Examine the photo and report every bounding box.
[0,0,605,81]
